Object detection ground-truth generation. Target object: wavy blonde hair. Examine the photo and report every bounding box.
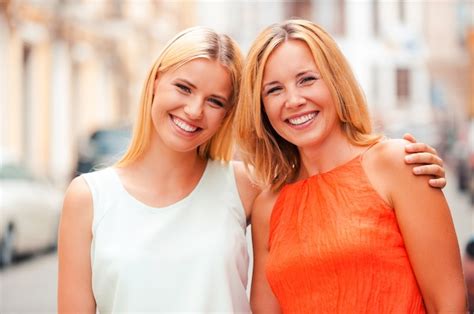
[235,19,381,191]
[117,26,243,166]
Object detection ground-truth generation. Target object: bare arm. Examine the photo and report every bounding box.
[402,133,446,188]
[57,177,96,313]
[232,160,262,222]
[250,190,282,314]
[368,140,466,313]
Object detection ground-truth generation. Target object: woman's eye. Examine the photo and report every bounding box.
[266,86,282,95]
[208,98,224,108]
[175,83,191,93]
[300,76,317,84]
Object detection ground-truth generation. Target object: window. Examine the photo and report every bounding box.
[398,0,405,23]
[372,0,379,37]
[286,0,312,20]
[335,0,346,36]
[311,0,346,36]
[107,0,123,17]
[396,68,410,105]
[22,44,32,162]
[285,0,346,36]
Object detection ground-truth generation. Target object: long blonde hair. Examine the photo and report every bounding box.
[235,19,381,191]
[117,26,243,166]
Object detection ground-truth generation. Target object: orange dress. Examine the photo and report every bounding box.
[266,155,425,313]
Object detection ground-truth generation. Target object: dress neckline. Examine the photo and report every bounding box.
[291,141,383,186]
[289,153,361,187]
[109,160,211,211]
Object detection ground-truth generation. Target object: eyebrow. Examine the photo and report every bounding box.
[262,70,315,90]
[176,78,197,89]
[296,70,313,78]
[176,78,229,103]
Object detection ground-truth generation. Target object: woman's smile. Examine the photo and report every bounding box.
[286,111,319,128]
[170,114,201,134]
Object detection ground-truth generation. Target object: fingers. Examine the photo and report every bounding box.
[428,178,447,189]
[405,152,443,166]
[412,164,445,179]
[403,133,417,143]
[403,136,446,189]
[405,142,437,155]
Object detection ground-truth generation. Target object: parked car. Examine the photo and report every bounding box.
[0,157,63,267]
[73,126,132,178]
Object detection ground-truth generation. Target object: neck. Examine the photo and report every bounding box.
[297,127,364,179]
[128,140,206,186]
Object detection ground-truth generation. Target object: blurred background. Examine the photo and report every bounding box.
[0,0,473,312]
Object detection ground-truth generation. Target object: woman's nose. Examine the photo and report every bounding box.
[183,99,204,119]
[285,89,306,109]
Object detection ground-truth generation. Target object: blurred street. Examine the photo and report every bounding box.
[446,169,474,253]
[0,167,472,313]
[0,252,57,313]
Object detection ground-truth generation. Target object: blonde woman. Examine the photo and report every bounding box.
[58,27,259,313]
[236,20,465,313]
[58,26,447,313]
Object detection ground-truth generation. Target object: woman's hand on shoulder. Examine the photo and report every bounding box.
[232,160,262,222]
[402,133,446,188]
[57,176,96,313]
[365,138,447,208]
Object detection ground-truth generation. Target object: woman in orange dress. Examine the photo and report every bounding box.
[236,20,466,313]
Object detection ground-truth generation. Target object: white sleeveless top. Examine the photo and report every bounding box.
[82,160,250,313]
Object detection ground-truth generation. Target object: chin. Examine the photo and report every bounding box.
[163,139,201,154]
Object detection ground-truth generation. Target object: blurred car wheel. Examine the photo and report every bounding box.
[0,225,15,268]
[457,161,469,191]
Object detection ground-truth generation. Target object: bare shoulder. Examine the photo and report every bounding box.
[251,188,280,253]
[58,176,95,312]
[232,160,262,220]
[254,188,279,210]
[252,188,279,227]
[64,176,92,206]
[364,139,409,168]
[362,139,414,206]
[231,160,251,182]
[363,139,415,180]
[61,176,93,224]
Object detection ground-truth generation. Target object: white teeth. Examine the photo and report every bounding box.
[172,116,198,132]
[288,112,317,125]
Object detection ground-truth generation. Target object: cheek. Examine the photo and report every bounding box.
[266,110,283,132]
[208,110,227,129]
[151,98,165,124]
[263,101,279,123]
[320,87,335,108]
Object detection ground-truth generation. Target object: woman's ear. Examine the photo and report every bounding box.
[153,75,160,93]
[150,74,161,105]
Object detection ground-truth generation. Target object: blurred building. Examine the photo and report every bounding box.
[196,0,472,146]
[424,0,472,152]
[0,0,195,186]
[0,0,472,187]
